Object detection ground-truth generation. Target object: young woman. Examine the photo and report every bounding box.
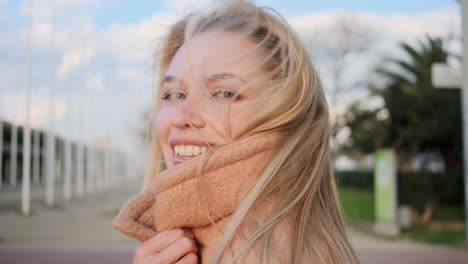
[113,0,359,263]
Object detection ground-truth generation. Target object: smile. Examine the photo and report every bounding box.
[173,145,208,157]
[169,138,216,163]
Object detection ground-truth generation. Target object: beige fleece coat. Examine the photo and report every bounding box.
[112,132,291,263]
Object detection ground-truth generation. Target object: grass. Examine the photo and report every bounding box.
[338,187,374,223]
[337,187,466,247]
[403,225,465,247]
[432,205,465,222]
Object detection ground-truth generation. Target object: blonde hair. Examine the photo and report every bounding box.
[145,0,359,263]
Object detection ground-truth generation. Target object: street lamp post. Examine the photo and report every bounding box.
[461,0,468,244]
[21,0,33,216]
[432,0,467,244]
[45,0,56,207]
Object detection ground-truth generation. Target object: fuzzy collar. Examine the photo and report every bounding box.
[113,131,282,242]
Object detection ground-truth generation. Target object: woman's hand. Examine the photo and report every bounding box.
[133,228,199,264]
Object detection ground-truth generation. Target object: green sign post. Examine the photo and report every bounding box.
[374,148,399,236]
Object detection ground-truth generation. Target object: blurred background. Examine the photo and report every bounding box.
[0,0,466,263]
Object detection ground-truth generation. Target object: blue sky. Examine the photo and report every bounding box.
[6,0,459,29]
[93,0,459,29]
[269,0,457,16]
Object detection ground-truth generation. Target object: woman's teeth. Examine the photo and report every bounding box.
[174,145,208,157]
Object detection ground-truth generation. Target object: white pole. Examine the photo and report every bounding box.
[106,148,110,190]
[125,153,129,181]
[102,149,106,190]
[111,150,114,186]
[76,99,84,198]
[32,130,40,185]
[41,137,46,184]
[103,149,106,190]
[85,146,90,194]
[21,0,33,216]
[461,0,468,244]
[22,100,32,215]
[109,150,113,187]
[64,45,73,202]
[93,148,98,191]
[80,24,87,197]
[114,151,118,184]
[126,153,132,181]
[98,149,104,191]
[115,151,119,185]
[121,152,125,183]
[76,143,84,198]
[10,124,18,188]
[45,0,56,207]
[94,149,99,191]
[63,138,71,201]
[116,152,121,184]
[86,146,95,194]
[45,76,55,206]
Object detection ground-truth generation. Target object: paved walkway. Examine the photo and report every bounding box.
[1,180,467,263]
[0,180,140,249]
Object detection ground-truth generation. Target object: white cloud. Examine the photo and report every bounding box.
[58,45,96,78]
[163,0,212,14]
[19,0,105,19]
[85,74,104,91]
[289,8,460,49]
[103,13,176,63]
[117,66,151,84]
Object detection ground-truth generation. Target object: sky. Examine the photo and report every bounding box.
[5,0,456,28]
[0,0,461,155]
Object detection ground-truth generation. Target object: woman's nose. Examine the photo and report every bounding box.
[170,97,206,129]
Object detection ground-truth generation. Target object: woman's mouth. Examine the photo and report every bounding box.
[172,145,208,165]
[169,138,215,165]
[173,145,208,157]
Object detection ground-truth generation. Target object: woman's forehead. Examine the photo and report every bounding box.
[165,31,263,77]
[160,72,248,90]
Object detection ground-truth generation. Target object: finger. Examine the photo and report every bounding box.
[182,228,194,239]
[135,229,186,259]
[153,236,198,264]
[176,253,198,264]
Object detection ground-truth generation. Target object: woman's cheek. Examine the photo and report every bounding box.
[155,110,172,144]
[227,105,256,135]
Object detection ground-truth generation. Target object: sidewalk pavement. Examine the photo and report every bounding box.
[1,180,467,263]
[0,180,140,250]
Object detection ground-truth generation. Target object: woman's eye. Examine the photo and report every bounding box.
[161,91,186,102]
[213,89,242,102]
[175,92,185,99]
[222,91,236,98]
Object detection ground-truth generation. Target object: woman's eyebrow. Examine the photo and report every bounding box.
[208,73,248,83]
[160,75,180,86]
[160,73,247,87]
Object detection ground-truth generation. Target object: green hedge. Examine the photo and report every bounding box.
[335,170,373,190]
[335,170,464,209]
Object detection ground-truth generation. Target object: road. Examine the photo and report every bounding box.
[0,180,467,263]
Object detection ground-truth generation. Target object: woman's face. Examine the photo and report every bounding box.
[155,30,268,169]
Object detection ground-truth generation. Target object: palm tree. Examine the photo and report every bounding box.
[343,36,462,171]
